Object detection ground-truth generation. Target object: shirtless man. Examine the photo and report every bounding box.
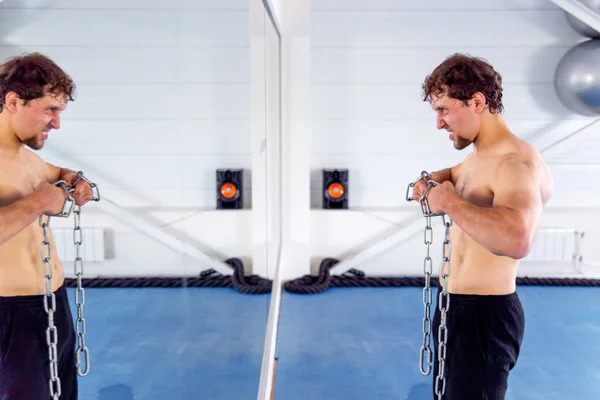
[412,54,553,399]
[0,53,95,399]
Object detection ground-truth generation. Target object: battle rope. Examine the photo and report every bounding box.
[283,258,600,294]
[63,257,600,295]
[64,257,272,294]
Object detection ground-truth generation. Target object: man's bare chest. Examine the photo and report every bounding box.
[0,160,46,207]
[454,163,494,208]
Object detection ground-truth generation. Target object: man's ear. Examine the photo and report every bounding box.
[3,92,21,113]
[471,92,487,113]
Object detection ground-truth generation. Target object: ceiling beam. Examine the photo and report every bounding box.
[540,119,600,159]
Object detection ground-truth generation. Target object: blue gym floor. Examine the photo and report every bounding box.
[274,286,600,400]
[67,287,270,400]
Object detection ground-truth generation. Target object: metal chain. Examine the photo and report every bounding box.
[41,180,75,399]
[68,171,99,378]
[420,213,433,375]
[406,171,452,399]
[40,215,61,400]
[40,173,100,398]
[435,216,452,399]
[73,205,90,376]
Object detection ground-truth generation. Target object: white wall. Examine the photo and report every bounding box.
[308,0,600,276]
[0,0,268,276]
[3,0,598,280]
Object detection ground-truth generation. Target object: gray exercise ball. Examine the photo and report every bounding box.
[564,0,600,38]
[554,39,600,116]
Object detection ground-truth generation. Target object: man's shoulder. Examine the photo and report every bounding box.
[22,148,45,163]
[493,142,552,199]
[496,138,543,170]
[495,152,528,172]
[21,149,52,175]
[491,149,540,188]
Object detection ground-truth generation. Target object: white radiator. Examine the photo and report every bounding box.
[522,228,584,272]
[49,227,585,272]
[51,228,106,263]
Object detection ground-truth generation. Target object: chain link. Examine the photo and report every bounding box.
[406,171,452,399]
[71,171,101,202]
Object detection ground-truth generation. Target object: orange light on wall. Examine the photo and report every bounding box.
[220,183,238,199]
[327,182,344,199]
[216,169,243,209]
[323,169,348,209]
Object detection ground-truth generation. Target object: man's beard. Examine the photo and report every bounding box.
[24,136,43,150]
[454,135,472,150]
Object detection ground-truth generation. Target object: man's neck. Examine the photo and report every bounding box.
[0,117,22,155]
[472,114,511,154]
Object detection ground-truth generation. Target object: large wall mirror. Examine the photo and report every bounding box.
[0,0,280,399]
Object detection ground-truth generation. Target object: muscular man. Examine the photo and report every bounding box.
[412,54,553,399]
[0,53,94,399]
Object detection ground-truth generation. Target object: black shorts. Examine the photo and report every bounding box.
[0,283,78,400]
[432,289,525,400]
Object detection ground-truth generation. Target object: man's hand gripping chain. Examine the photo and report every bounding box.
[406,171,452,400]
[405,170,443,216]
[39,172,100,399]
[46,171,101,219]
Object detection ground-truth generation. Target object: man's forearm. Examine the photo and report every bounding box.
[45,163,75,184]
[432,168,452,183]
[0,192,47,246]
[59,168,76,182]
[444,194,531,259]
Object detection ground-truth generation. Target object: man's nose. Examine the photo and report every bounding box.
[436,115,446,130]
[50,114,61,130]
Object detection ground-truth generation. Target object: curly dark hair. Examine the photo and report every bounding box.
[0,52,75,112]
[422,53,504,114]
